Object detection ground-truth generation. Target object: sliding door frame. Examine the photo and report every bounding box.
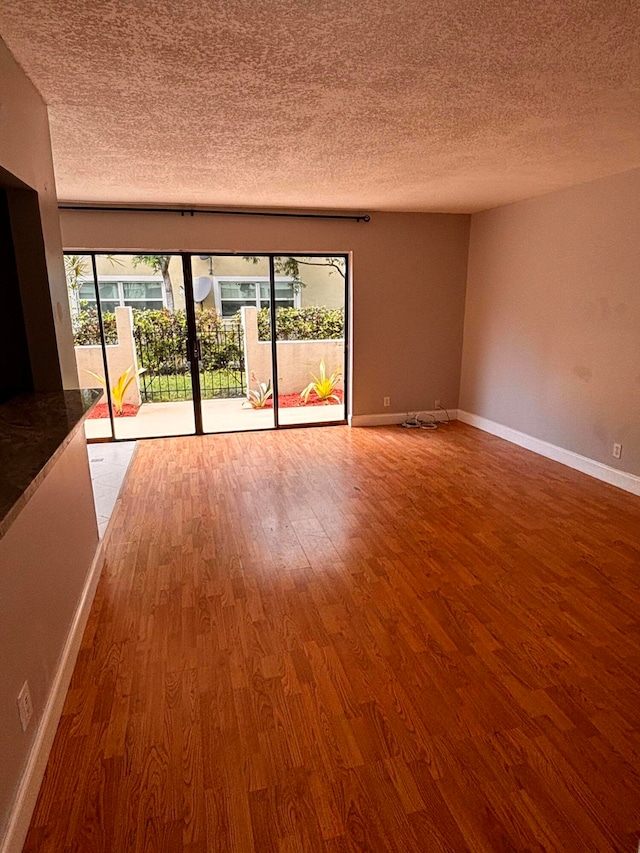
[182,253,204,434]
[66,249,350,442]
[268,253,350,432]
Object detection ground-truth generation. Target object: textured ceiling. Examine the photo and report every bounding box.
[1,0,640,212]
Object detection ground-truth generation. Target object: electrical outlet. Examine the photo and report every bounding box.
[613,443,622,459]
[383,396,390,408]
[434,399,441,409]
[17,681,33,732]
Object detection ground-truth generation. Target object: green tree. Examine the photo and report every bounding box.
[242,256,345,292]
[133,255,175,311]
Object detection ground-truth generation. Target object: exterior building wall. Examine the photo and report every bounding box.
[86,254,343,314]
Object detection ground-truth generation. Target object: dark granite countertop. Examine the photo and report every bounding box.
[0,388,101,539]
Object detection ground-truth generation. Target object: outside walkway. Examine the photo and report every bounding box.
[85,398,344,439]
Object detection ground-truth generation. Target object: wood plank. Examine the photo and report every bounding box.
[22,423,640,851]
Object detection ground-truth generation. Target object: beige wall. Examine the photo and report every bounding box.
[460,167,640,476]
[0,38,76,389]
[0,39,100,849]
[0,430,99,848]
[60,209,471,416]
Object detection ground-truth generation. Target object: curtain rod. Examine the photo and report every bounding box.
[59,204,370,223]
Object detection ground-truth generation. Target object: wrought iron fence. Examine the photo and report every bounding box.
[134,320,246,402]
[200,321,246,399]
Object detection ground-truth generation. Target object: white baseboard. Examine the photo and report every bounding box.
[1,541,106,853]
[350,409,458,427]
[457,410,640,498]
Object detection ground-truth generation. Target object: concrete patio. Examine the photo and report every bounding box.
[84,397,345,439]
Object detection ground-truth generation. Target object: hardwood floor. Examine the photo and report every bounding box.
[24,422,640,852]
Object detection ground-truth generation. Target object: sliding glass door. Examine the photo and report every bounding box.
[273,255,347,427]
[65,251,348,440]
[189,255,275,433]
[65,253,112,440]
[67,252,195,440]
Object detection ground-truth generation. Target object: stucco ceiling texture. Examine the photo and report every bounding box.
[1,0,640,212]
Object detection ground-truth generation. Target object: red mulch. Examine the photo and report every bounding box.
[88,402,140,419]
[264,390,343,408]
[88,390,343,419]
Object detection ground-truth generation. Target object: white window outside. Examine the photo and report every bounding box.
[214,277,300,318]
[76,275,165,313]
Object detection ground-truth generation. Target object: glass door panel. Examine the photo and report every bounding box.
[96,253,195,439]
[70,250,348,441]
[191,255,275,433]
[273,255,347,426]
[65,253,113,440]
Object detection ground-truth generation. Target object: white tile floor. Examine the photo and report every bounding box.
[87,441,136,537]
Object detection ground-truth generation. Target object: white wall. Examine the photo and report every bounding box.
[460,167,640,477]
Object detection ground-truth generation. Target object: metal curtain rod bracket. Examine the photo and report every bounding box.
[59,204,371,223]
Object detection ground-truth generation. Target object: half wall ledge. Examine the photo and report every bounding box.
[0,388,101,539]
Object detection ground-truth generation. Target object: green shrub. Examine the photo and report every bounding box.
[132,309,243,375]
[257,306,344,341]
[72,304,117,345]
[132,309,190,375]
[73,307,243,376]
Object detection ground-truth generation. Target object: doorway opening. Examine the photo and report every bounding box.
[65,252,349,440]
